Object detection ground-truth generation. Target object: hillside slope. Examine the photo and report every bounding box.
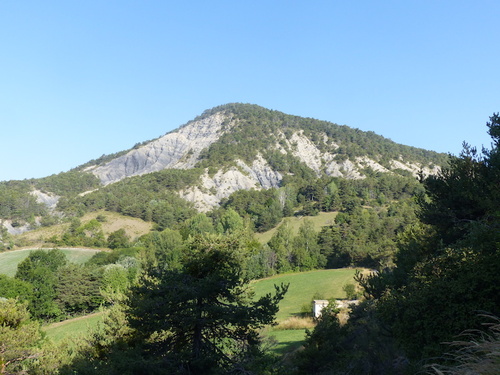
[82,103,445,211]
[0,103,447,236]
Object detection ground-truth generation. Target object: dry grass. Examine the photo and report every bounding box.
[428,314,500,375]
[274,317,316,331]
[14,211,153,248]
[337,308,352,326]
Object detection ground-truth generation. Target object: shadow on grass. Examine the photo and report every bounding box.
[265,329,308,356]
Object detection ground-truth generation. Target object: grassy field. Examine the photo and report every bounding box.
[0,248,101,277]
[254,211,338,244]
[42,268,359,357]
[262,328,309,356]
[252,268,359,354]
[252,268,358,321]
[43,312,105,342]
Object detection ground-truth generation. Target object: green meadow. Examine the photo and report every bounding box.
[252,268,358,321]
[253,268,359,354]
[42,268,359,355]
[254,211,338,244]
[0,248,101,277]
[43,312,105,342]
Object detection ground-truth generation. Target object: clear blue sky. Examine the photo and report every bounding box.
[1,1,498,181]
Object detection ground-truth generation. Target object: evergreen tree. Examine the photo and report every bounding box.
[365,113,500,361]
[127,233,288,374]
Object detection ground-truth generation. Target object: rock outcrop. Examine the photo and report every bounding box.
[180,155,282,211]
[90,112,231,185]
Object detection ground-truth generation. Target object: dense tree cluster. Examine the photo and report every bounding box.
[296,113,500,373]
[0,181,46,223]
[0,249,139,323]
[57,169,201,229]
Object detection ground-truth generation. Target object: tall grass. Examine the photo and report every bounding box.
[428,314,500,375]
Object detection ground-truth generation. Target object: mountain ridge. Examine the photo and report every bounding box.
[77,103,444,210]
[0,103,447,234]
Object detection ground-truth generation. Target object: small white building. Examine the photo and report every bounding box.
[312,299,329,318]
[312,299,361,318]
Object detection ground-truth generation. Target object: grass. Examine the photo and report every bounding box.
[0,248,101,277]
[14,210,153,248]
[263,329,309,356]
[43,311,105,342]
[254,211,337,244]
[252,268,358,321]
[252,268,360,355]
[274,317,315,330]
[41,268,360,359]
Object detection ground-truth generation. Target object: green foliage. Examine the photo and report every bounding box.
[0,275,33,301]
[56,218,106,247]
[57,168,201,226]
[294,301,403,374]
[179,212,215,239]
[15,249,68,320]
[294,307,348,374]
[196,103,447,172]
[126,233,288,373]
[216,207,245,234]
[221,188,284,232]
[342,283,358,300]
[33,170,101,196]
[0,299,44,374]
[361,113,500,363]
[55,264,104,317]
[87,247,140,267]
[378,248,500,360]
[141,228,185,270]
[0,180,46,222]
[318,199,417,269]
[107,228,130,249]
[0,248,100,278]
[428,314,500,375]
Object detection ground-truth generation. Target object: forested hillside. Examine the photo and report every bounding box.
[0,103,446,247]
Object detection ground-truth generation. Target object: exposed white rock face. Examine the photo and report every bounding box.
[179,155,282,211]
[237,155,282,189]
[286,129,436,179]
[390,160,440,177]
[324,158,364,179]
[30,190,59,211]
[91,112,231,185]
[355,156,390,173]
[2,220,33,235]
[289,131,324,174]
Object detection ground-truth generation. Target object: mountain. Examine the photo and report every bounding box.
[0,103,447,235]
[81,103,444,210]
